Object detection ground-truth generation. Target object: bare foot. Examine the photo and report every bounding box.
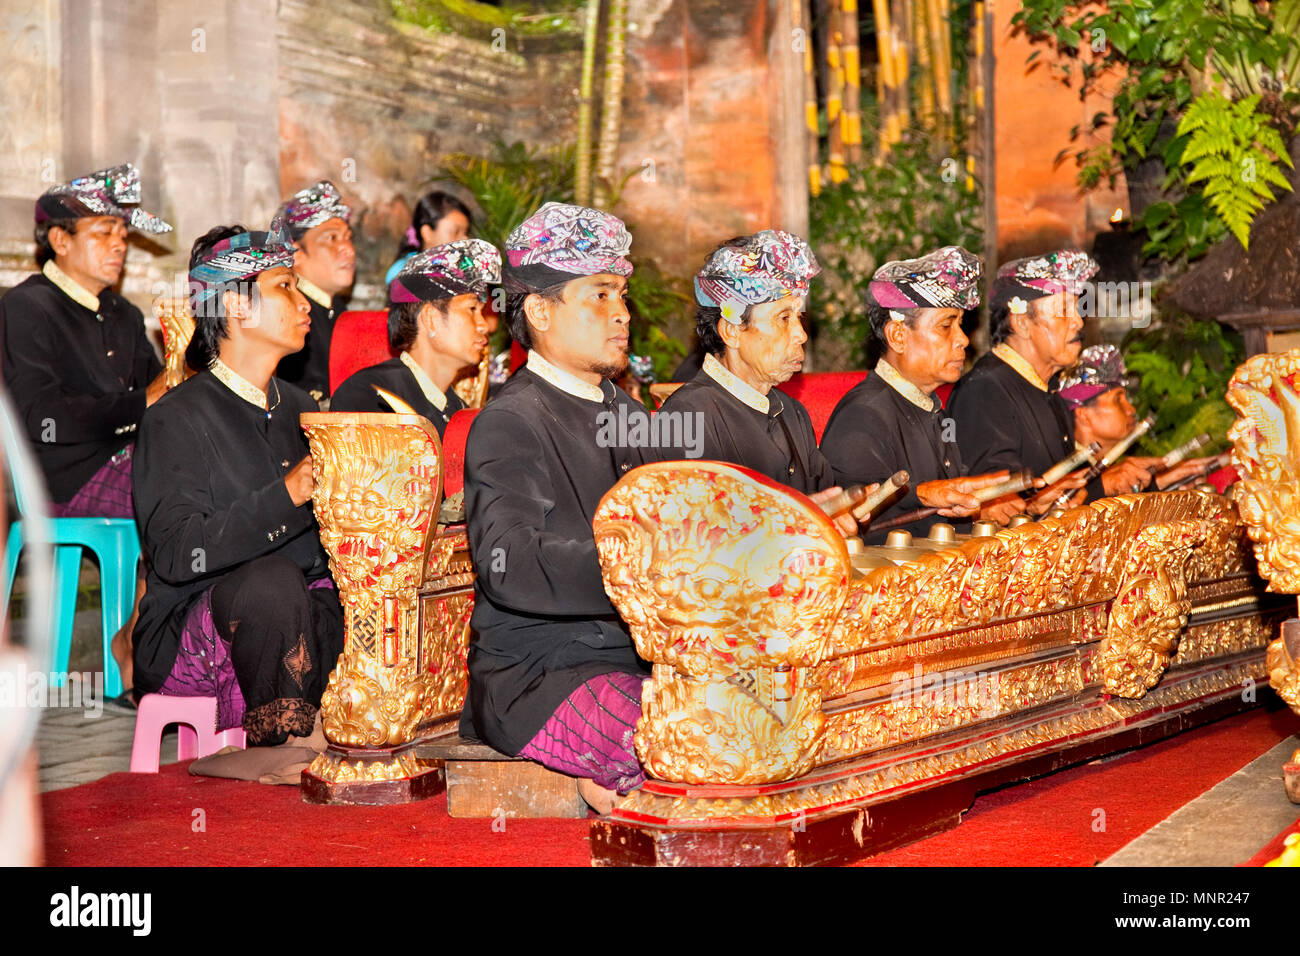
[109,578,146,695]
[109,623,133,694]
[577,778,618,816]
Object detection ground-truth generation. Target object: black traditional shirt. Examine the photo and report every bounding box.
[947,347,1105,501]
[131,367,329,695]
[460,352,650,755]
[275,276,341,403]
[820,362,965,542]
[0,264,161,502]
[656,353,835,495]
[329,354,466,436]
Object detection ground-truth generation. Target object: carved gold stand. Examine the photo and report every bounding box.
[299,413,474,805]
[154,297,196,388]
[1227,348,1300,803]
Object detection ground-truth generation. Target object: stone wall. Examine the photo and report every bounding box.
[276,0,583,306]
[615,0,808,279]
[0,0,806,326]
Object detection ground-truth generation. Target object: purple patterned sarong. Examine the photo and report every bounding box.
[518,671,647,794]
[158,587,246,730]
[158,577,336,732]
[53,445,135,519]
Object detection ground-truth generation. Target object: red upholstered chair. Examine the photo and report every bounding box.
[441,409,478,497]
[329,310,398,394]
[781,370,866,441]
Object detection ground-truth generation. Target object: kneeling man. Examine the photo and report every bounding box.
[461,202,651,812]
[132,220,344,746]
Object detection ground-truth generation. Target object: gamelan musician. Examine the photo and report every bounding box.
[947,250,1108,511]
[330,239,498,433]
[131,221,344,746]
[819,247,1028,541]
[458,202,654,814]
[657,230,876,534]
[1057,344,1218,495]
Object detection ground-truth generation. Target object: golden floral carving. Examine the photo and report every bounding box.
[300,413,457,755]
[819,656,1085,760]
[597,463,1254,787]
[317,652,442,746]
[418,589,474,717]
[1096,520,1206,698]
[615,657,1264,823]
[306,750,435,783]
[595,462,851,784]
[154,297,195,388]
[1227,349,1300,592]
[1267,633,1300,711]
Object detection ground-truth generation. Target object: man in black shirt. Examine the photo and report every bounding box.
[274,180,355,404]
[132,220,343,744]
[821,247,1027,541]
[657,231,875,534]
[461,202,654,814]
[1,163,171,515]
[947,250,1106,511]
[1,163,172,694]
[331,239,499,433]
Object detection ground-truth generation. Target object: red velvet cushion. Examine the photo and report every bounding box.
[441,408,478,497]
[329,310,398,394]
[781,371,866,442]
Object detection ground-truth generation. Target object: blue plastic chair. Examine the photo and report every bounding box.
[1,507,140,700]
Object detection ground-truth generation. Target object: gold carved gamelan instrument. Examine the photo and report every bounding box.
[298,410,476,804]
[588,458,1281,865]
[1226,348,1300,805]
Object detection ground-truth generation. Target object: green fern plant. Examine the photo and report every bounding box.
[1176,93,1294,248]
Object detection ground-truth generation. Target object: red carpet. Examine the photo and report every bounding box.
[858,705,1300,866]
[42,769,592,867]
[42,706,1299,867]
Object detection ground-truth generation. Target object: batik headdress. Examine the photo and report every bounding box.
[992,249,1099,315]
[188,217,297,310]
[277,180,352,236]
[35,163,172,235]
[693,229,820,325]
[389,239,502,304]
[1056,344,1130,408]
[868,245,981,312]
[503,201,633,292]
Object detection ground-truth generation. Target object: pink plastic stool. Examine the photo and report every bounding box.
[129,694,247,773]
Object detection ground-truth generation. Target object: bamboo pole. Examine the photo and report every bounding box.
[574,0,602,206]
[913,0,934,135]
[841,0,862,164]
[593,0,628,209]
[874,0,908,156]
[797,0,821,195]
[826,0,848,184]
